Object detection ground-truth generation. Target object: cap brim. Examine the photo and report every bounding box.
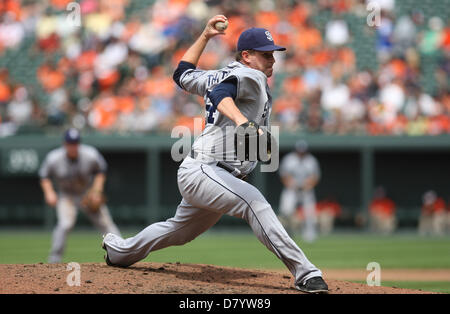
[253,44,286,52]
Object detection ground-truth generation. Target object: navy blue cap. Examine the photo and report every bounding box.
[237,28,286,52]
[295,140,308,153]
[64,128,81,143]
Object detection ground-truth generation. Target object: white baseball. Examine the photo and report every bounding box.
[215,20,228,31]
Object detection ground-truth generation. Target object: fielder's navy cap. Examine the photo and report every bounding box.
[237,28,286,52]
[295,140,308,153]
[64,128,81,143]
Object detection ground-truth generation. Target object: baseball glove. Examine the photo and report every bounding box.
[81,189,106,213]
[234,120,274,162]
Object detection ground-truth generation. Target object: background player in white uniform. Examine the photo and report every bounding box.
[102,15,328,293]
[279,140,321,242]
[39,128,120,263]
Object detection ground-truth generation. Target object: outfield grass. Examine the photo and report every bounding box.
[0,229,449,292]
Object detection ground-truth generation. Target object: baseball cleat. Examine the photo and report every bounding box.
[296,277,329,294]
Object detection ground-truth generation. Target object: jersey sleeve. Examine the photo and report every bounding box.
[90,148,108,175]
[279,154,294,177]
[38,153,53,179]
[177,66,214,97]
[310,156,321,179]
[208,78,238,108]
[173,61,196,89]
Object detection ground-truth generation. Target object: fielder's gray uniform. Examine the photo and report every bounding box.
[103,61,322,286]
[279,152,320,242]
[39,144,120,263]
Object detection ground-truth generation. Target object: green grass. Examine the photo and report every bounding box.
[0,230,449,293]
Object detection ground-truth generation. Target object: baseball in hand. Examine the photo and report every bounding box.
[215,20,228,31]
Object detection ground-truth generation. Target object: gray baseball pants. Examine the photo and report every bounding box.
[279,188,318,242]
[104,156,322,285]
[48,195,121,263]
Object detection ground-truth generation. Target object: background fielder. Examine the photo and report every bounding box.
[39,128,120,263]
[102,15,328,293]
[278,140,320,242]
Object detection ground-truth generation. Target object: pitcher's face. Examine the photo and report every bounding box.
[243,50,276,77]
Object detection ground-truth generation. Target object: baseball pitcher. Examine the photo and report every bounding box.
[102,15,328,293]
[40,128,120,263]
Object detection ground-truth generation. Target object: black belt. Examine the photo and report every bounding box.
[216,161,247,180]
[190,150,247,180]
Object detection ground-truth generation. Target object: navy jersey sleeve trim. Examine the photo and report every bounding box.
[208,78,238,109]
[173,61,196,89]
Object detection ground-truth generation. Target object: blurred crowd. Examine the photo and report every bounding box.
[0,0,449,136]
[367,187,450,236]
[286,187,450,236]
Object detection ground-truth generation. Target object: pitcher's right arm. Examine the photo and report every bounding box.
[173,15,227,94]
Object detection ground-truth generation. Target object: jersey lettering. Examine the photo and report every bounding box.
[205,90,218,124]
[206,70,230,88]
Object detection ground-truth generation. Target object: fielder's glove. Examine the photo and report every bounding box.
[81,189,106,213]
[234,120,275,162]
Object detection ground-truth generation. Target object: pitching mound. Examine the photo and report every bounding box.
[0,262,434,294]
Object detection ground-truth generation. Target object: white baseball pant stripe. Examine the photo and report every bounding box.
[104,156,321,285]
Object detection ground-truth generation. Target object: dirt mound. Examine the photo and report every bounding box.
[0,262,434,294]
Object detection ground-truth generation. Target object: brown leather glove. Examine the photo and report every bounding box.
[81,189,106,213]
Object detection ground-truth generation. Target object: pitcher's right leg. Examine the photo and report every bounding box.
[197,163,323,287]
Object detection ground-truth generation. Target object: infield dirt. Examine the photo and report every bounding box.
[0,262,440,294]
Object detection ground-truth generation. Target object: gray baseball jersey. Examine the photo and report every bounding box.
[39,144,107,196]
[280,152,320,187]
[180,61,271,175]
